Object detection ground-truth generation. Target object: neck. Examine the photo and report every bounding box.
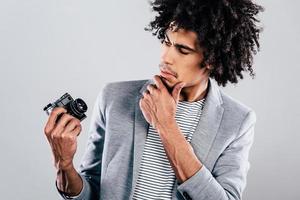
[179,78,209,102]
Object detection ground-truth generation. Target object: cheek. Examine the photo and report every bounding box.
[176,60,202,81]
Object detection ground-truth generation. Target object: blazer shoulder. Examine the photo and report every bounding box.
[219,90,256,128]
[220,90,253,112]
[104,79,148,93]
[98,79,149,106]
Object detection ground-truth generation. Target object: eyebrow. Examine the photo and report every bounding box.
[165,33,197,52]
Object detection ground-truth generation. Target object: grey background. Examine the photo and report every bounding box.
[0,0,299,199]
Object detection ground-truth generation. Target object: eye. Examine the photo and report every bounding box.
[178,48,189,55]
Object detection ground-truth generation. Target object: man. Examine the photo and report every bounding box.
[44,0,263,199]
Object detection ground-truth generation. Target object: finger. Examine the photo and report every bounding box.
[141,98,157,127]
[44,107,67,136]
[56,113,76,130]
[146,84,158,95]
[139,98,144,110]
[157,72,177,84]
[51,113,75,136]
[139,98,152,124]
[69,125,82,137]
[142,92,154,107]
[140,98,151,112]
[64,118,81,133]
[153,75,167,91]
[172,82,185,104]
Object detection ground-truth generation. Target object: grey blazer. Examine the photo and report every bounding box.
[59,78,256,200]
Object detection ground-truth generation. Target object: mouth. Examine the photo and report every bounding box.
[159,70,177,84]
[159,63,177,77]
[159,69,176,77]
[160,70,173,77]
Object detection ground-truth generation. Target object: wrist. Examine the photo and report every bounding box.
[56,161,75,172]
[157,119,178,136]
[56,164,81,195]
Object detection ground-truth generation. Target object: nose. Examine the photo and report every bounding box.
[160,45,174,65]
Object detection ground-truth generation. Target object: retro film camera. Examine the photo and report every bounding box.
[43,93,88,121]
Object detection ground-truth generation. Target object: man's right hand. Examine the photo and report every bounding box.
[44,107,82,171]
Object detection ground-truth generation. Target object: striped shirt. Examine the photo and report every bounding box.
[132,98,206,200]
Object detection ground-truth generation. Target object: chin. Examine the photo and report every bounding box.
[161,78,176,89]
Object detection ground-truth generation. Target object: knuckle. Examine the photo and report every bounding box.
[76,118,81,123]
[44,124,56,137]
[51,107,61,114]
[72,118,81,125]
[58,113,73,125]
[52,133,60,140]
[51,128,63,139]
[75,126,82,136]
[75,124,82,131]
[68,120,76,127]
[143,92,149,97]
[61,133,75,141]
[55,119,65,128]
[61,113,71,119]
[69,121,79,129]
[44,129,52,138]
[52,107,66,115]
[44,126,50,135]
[76,122,81,128]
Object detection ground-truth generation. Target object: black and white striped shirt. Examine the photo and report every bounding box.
[132,98,206,200]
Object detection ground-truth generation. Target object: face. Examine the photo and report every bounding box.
[159,27,210,89]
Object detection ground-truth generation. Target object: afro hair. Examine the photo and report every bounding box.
[145,0,264,86]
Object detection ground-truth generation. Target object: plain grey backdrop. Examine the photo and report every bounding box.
[0,0,299,199]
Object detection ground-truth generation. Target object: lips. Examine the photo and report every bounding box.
[159,69,176,77]
[160,70,175,80]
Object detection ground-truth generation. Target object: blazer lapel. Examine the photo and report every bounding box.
[190,79,224,165]
[130,79,154,198]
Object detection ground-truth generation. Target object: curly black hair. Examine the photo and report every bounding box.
[145,0,264,87]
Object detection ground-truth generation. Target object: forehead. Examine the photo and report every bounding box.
[165,27,199,49]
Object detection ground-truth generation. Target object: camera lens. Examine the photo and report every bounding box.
[70,98,88,117]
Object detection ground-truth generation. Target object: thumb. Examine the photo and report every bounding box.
[172,82,185,104]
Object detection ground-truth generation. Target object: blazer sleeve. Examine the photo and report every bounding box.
[176,110,256,200]
[56,84,108,200]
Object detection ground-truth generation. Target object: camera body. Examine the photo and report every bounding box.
[43,93,88,121]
